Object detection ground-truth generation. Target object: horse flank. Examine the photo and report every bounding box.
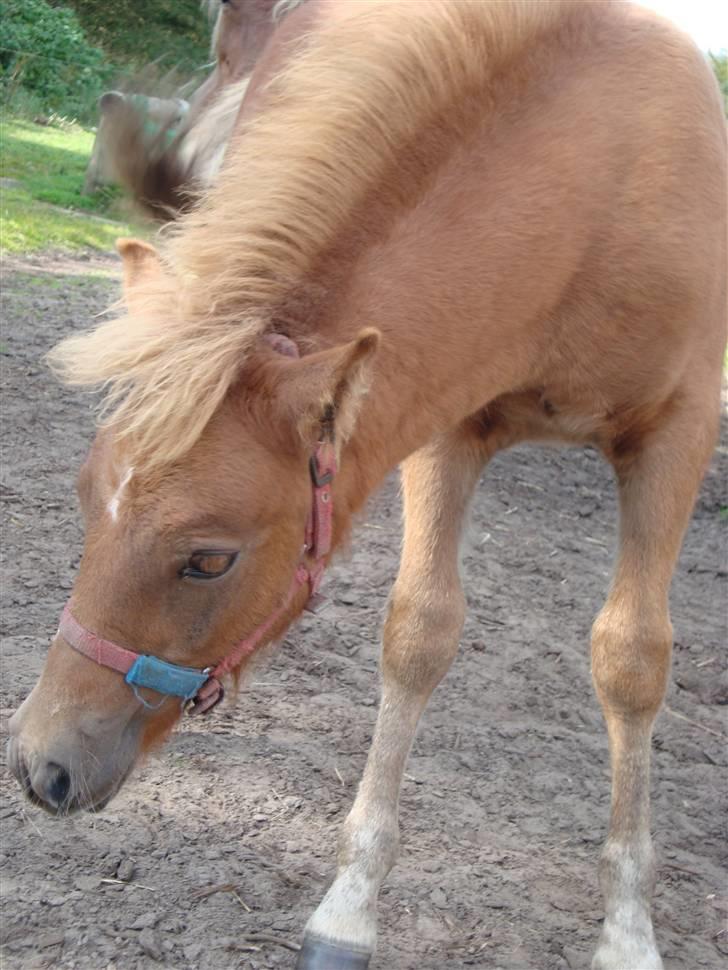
[49,0,590,470]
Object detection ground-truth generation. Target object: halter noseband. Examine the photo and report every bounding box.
[57,441,336,716]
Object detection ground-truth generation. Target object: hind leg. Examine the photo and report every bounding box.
[591,394,719,970]
[297,425,488,969]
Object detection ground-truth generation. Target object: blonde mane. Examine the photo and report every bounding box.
[50,0,587,469]
[176,75,250,183]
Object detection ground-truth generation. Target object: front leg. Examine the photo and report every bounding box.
[298,684,443,969]
[592,393,718,969]
[297,429,485,969]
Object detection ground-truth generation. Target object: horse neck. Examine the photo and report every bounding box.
[334,356,473,526]
[304,119,556,527]
[318,230,517,525]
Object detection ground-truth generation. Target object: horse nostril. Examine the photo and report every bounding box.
[45,763,71,807]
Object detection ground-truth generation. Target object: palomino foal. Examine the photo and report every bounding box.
[8,3,725,968]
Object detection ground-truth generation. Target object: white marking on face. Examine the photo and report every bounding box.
[108,466,134,522]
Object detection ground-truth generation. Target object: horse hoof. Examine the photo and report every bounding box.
[295,934,372,970]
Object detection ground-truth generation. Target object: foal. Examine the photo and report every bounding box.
[8,3,725,969]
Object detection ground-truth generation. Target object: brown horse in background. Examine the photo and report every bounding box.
[83,92,190,194]
[8,2,726,969]
[189,0,303,119]
[99,0,310,217]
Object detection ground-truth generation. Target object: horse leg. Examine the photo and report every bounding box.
[591,393,719,970]
[297,427,486,969]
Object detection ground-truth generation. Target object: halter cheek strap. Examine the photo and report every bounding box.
[58,441,337,716]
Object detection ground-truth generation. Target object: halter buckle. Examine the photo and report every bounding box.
[309,453,334,487]
[185,674,225,716]
[304,592,328,614]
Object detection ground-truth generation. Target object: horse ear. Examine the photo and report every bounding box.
[116,238,162,304]
[276,328,380,444]
[98,91,125,115]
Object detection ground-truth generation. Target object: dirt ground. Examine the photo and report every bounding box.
[0,252,726,970]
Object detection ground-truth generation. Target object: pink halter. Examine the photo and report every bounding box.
[58,438,336,716]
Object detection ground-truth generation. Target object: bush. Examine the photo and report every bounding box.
[0,0,111,122]
[68,1,211,74]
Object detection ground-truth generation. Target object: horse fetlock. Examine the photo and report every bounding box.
[304,868,379,957]
[306,810,400,956]
[592,922,663,970]
[594,840,661,970]
[339,808,399,868]
[599,838,657,901]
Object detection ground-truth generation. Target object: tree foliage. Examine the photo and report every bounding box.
[0,0,111,120]
[66,0,212,73]
[1,1,213,122]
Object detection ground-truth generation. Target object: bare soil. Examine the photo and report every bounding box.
[1,252,726,970]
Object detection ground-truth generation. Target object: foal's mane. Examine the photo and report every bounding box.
[50,0,583,469]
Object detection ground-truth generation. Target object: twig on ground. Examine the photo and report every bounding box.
[664,705,727,741]
[233,890,252,912]
[191,882,237,901]
[242,933,301,953]
[662,861,704,879]
[100,877,157,891]
[191,882,253,912]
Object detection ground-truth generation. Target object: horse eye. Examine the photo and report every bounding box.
[181,550,237,580]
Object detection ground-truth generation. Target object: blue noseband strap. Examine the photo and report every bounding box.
[125,655,210,701]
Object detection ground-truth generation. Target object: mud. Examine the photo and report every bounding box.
[1,252,726,970]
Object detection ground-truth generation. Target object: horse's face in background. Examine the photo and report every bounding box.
[7,239,377,816]
[83,92,189,195]
[211,0,291,86]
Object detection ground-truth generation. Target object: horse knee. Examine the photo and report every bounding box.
[591,604,672,717]
[382,586,465,691]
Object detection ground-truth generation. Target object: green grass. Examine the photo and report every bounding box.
[2,117,114,212]
[1,115,145,253]
[1,186,136,252]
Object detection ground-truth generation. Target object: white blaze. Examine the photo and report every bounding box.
[108,466,134,522]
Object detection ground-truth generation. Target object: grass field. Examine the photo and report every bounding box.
[0,117,144,253]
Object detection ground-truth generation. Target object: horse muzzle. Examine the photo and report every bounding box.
[6,684,141,817]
